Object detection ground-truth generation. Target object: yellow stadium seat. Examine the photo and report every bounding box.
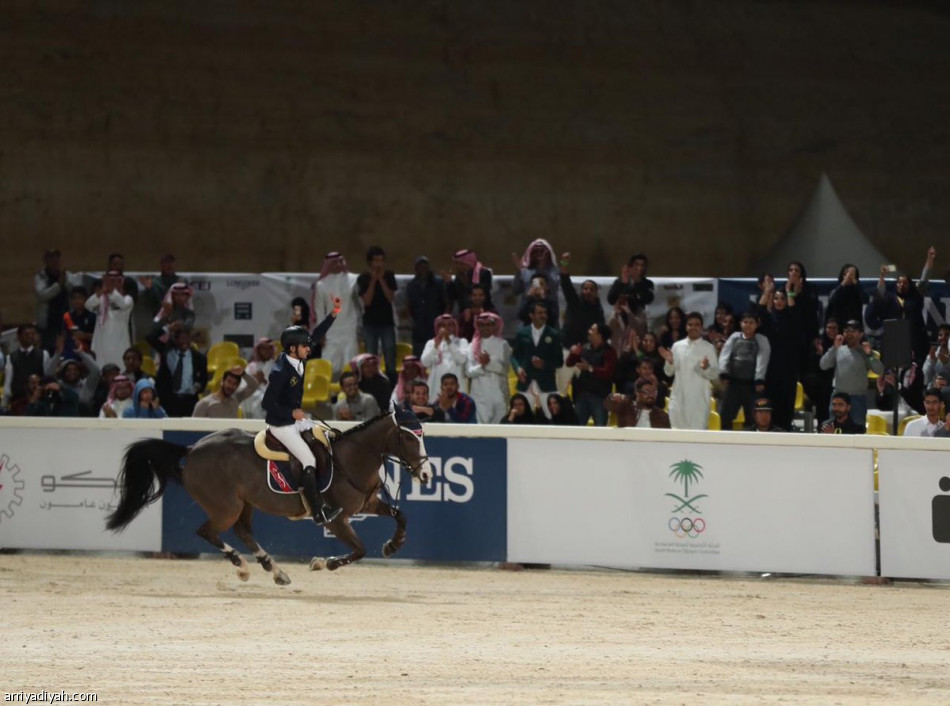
[867,349,882,379]
[140,356,157,378]
[308,358,333,380]
[708,410,721,430]
[134,339,154,358]
[302,369,330,410]
[794,382,804,411]
[208,341,240,367]
[866,415,888,435]
[508,370,519,397]
[306,358,339,397]
[897,415,922,437]
[395,342,413,372]
[732,407,746,430]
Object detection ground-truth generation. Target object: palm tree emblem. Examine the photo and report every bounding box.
[665,459,707,513]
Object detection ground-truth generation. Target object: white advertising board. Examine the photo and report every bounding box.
[0,428,163,551]
[878,449,950,579]
[508,438,876,575]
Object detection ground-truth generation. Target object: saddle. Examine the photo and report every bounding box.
[252,428,333,462]
[253,429,292,462]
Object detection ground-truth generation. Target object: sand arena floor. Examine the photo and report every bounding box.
[1,553,948,704]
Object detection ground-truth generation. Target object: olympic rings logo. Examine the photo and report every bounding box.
[668,516,706,538]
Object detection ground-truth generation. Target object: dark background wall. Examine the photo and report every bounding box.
[2,0,948,324]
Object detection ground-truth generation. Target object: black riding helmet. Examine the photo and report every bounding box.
[280,325,310,352]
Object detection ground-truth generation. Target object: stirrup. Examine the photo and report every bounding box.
[318,504,342,524]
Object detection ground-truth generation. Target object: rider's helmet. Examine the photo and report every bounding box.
[280,326,310,352]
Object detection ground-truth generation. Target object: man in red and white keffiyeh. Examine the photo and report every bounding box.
[99,372,134,418]
[420,314,469,404]
[511,238,560,315]
[466,312,511,424]
[240,337,277,420]
[390,355,426,408]
[153,282,195,330]
[447,249,494,314]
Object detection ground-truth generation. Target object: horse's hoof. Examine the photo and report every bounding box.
[273,570,291,586]
[382,541,395,558]
[309,557,326,571]
[237,569,250,582]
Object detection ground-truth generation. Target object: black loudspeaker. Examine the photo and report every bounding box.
[882,319,914,369]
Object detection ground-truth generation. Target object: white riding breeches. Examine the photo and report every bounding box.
[267,419,317,468]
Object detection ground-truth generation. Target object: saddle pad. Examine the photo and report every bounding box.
[266,459,299,494]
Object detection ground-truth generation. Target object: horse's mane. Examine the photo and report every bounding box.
[337,411,392,438]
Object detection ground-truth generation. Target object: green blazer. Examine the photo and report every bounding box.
[510,324,564,393]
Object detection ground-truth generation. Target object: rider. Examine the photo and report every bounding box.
[262,306,342,525]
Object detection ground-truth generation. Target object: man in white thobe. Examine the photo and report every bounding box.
[662,311,720,430]
[311,252,361,379]
[421,314,470,403]
[86,271,134,369]
[466,312,510,424]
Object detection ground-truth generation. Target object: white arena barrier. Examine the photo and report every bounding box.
[0,416,946,579]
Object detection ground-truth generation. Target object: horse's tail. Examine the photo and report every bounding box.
[106,438,188,532]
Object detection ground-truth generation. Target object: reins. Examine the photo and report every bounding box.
[334,413,428,507]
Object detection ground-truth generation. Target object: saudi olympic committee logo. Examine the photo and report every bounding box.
[0,454,25,523]
[665,459,707,539]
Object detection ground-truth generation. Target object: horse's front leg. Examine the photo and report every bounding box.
[309,515,367,572]
[362,495,407,558]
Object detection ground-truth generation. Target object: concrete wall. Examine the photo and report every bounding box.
[2,0,948,324]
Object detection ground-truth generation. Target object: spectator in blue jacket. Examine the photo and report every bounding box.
[123,378,167,418]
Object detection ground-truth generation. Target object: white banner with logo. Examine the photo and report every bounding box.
[0,428,163,551]
[508,438,876,575]
[878,449,950,580]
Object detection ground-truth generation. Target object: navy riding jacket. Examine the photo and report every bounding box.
[261,315,335,426]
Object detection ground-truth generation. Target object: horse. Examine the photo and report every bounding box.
[106,409,433,585]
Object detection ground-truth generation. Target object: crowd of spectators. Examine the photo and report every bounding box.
[4,243,950,437]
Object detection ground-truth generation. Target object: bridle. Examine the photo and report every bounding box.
[381,412,430,478]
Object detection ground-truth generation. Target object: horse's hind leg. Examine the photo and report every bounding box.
[197,520,251,582]
[310,516,367,572]
[232,503,291,586]
[362,495,407,558]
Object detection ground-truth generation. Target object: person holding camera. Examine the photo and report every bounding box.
[818,319,884,428]
[606,253,655,338]
[25,376,80,417]
[824,264,868,329]
[511,239,560,317]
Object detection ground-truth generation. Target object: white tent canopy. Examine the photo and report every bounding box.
[754,173,892,279]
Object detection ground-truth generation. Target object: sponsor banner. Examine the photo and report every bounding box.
[508,438,876,575]
[0,428,163,551]
[160,431,506,561]
[878,449,950,579]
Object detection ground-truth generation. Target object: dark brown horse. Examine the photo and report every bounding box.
[106,409,433,585]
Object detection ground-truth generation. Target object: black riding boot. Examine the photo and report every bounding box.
[299,465,340,525]
[313,446,342,523]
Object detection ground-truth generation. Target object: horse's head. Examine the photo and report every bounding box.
[390,409,433,484]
